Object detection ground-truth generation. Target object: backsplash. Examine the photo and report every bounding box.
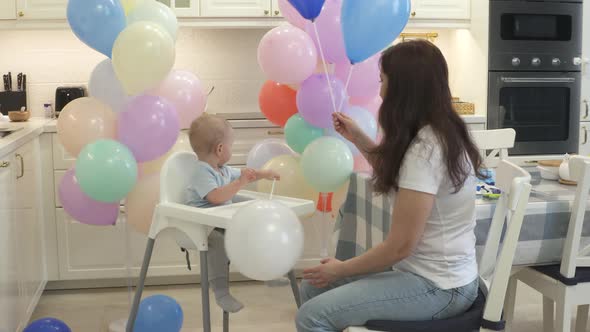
[0,27,486,118]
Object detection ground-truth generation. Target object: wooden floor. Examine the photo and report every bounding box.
[31,280,586,332]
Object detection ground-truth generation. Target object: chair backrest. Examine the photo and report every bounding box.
[471,129,516,168]
[160,151,200,204]
[560,156,590,277]
[477,160,531,326]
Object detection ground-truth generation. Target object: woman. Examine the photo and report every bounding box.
[295,40,484,331]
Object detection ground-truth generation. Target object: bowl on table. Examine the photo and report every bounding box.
[537,160,561,181]
[8,110,30,122]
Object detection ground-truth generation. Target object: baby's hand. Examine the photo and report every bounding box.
[239,168,257,185]
[265,170,281,181]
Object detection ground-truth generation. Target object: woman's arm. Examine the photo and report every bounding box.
[303,188,434,287]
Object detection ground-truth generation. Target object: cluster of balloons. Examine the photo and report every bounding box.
[255,0,411,202]
[59,0,207,229]
[24,318,71,332]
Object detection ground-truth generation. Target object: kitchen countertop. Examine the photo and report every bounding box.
[0,118,51,156]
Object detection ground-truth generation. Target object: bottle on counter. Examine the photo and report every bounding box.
[44,103,54,119]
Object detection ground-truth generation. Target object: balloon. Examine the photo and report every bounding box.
[258,81,299,127]
[286,0,326,20]
[24,318,71,332]
[57,97,117,157]
[335,54,381,103]
[149,70,207,129]
[126,173,159,234]
[89,59,127,113]
[257,25,317,84]
[247,139,295,170]
[352,95,382,118]
[59,168,120,226]
[301,137,353,192]
[341,0,411,64]
[127,0,178,40]
[278,0,307,29]
[67,0,126,57]
[297,74,347,128]
[118,95,180,162]
[285,114,323,154]
[134,295,183,332]
[354,154,372,174]
[257,155,316,201]
[305,0,347,64]
[325,106,377,155]
[225,200,304,281]
[139,134,192,177]
[112,22,175,95]
[76,139,138,203]
[121,0,144,15]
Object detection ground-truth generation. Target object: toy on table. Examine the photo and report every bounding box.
[477,168,501,200]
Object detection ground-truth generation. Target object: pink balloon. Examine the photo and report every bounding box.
[297,74,347,128]
[118,95,180,162]
[305,0,347,64]
[335,54,381,104]
[278,0,307,29]
[354,154,372,174]
[150,70,207,129]
[352,95,382,118]
[258,25,318,84]
[59,168,119,226]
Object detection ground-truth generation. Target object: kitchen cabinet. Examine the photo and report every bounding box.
[157,0,200,17]
[271,0,282,17]
[0,1,16,19]
[580,124,590,156]
[410,0,471,20]
[16,0,68,20]
[200,0,275,17]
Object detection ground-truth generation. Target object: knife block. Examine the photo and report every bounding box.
[0,91,27,115]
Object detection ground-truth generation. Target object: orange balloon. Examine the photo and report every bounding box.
[259,80,298,127]
[125,173,160,235]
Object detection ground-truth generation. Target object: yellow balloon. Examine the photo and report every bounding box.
[121,0,144,15]
[257,155,317,202]
[112,21,175,95]
[125,173,160,235]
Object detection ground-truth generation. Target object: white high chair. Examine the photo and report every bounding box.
[126,152,315,332]
[346,160,531,332]
[471,128,516,168]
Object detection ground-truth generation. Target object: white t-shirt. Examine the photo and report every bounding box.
[392,126,478,290]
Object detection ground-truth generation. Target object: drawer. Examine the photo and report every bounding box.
[230,127,285,166]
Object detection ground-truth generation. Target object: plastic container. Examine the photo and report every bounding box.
[43,103,54,119]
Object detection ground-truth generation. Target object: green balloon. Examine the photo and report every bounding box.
[76,139,138,203]
[301,137,353,193]
[285,114,324,154]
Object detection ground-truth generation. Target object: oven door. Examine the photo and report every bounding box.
[487,71,581,155]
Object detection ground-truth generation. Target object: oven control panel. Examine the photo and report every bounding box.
[491,54,580,71]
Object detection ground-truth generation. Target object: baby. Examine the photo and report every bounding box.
[186,114,279,313]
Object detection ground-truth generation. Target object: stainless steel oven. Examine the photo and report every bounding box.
[488,71,581,155]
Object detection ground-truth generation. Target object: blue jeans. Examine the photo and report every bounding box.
[295,270,479,332]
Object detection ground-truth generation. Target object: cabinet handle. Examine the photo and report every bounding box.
[274,10,280,16]
[0,161,9,168]
[411,11,416,17]
[267,130,284,136]
[18,11,24,17]
[584,100,589,120]
[583,126,588,145]
[264,10,270,15]
[15,154,23,179]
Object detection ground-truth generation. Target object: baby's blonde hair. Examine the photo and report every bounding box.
[188,114,232,158]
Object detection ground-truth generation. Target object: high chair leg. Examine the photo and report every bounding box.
[223,261,229,332]
[200,251,212,332]
[288,270,301,308]
[127,238,156,332]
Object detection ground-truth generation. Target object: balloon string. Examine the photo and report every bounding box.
[337,65,354,114]
[269,178,277,200]
[312,22,338,114]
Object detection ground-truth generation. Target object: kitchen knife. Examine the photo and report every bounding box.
[22,75,26,92]
[7,72,12,91]
[17,73,22,91]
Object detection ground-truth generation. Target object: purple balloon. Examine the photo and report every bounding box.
[335,54,381,103]
[118,95,180,162]
[59,168,119,226]
[305,0,347,64]
[297,74,347,128]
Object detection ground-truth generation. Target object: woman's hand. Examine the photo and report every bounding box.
[333,112,363,144]
[303,258,345,288]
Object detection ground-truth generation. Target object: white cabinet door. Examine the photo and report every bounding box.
[200,0,271,17]
[580,124,590,156]
[582,0,590,124]
[411,0,471,20]
[0,1,16,19]
[271,0,282,17]
[0,154,19,332]
[16,0,68,20]
[156,0,199,17]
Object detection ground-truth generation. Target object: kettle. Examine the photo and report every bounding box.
[559,154,572,181]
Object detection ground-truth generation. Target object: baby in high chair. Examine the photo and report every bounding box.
[185,114,280,313]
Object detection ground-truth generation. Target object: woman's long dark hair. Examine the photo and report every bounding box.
[370,40,483,194]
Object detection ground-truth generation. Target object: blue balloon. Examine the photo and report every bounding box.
[67,0,126,58]
[134,295,183,332]
[24,318,71,332]
[341,0,411,64]
[287,0,326,21]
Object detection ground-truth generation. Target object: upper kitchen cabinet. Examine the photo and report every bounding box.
[271,0,282,17]
[157,0,200,17]
[411,0,470,20]
[200,0,273,17]
[16,0,67,20]
[0,1,16,19]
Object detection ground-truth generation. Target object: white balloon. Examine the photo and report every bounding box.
[325,106,377,156]
[225,200,304,281]
[246,138,296,169]
[127,0,178,40]
[88,59,127,113]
